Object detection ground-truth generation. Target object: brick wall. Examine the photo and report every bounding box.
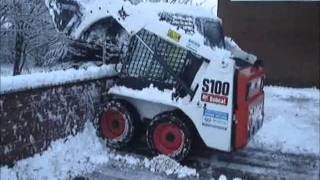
[0,78,114,165]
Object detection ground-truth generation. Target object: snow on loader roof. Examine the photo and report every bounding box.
[45,0,236,62]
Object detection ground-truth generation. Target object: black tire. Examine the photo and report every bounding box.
[146,111,192,161]
[95,99,139,149]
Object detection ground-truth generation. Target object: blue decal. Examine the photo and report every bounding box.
[202,107,229,130]
[203,109,228,120]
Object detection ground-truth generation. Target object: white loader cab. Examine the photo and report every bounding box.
[46,0,266,161]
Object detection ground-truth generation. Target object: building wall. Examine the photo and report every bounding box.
[218,0,320,87]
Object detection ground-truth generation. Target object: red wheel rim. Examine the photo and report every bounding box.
[100,110,126,139]
[153,123,184,155]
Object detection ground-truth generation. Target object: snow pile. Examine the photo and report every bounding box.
[0,122,198,180]
[0,65,117,94]
[249,86,320,155]
[112,154,141,166]
[144,155,198,178]
[0,122,110,180]
[218,175,227,180]
[107,151,198,178]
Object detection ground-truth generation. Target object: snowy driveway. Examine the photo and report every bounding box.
[1,86,319,180]
[249,86,319,155]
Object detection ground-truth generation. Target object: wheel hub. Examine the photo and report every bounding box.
[165,133,175,142]
[153,123,184,155]
[100,110,126,139]
[112,120,120,129]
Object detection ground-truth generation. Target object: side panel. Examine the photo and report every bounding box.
[181,59,236,151]
[114,96,175,119]
[109,59,236,152]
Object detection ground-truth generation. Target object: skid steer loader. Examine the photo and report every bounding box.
[46,0,266,161]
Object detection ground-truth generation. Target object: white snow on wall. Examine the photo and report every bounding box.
[0,65,117,94]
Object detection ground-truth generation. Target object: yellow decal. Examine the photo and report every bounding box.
[167,29,181,42]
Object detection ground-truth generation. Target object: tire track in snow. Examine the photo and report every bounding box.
[90,143,319,180]
[186,147,320,180]
[128,134,319,178]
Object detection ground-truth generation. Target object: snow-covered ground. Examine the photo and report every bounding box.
[0,86,319,180]
[249,86,319,155]
[0,122,198,180]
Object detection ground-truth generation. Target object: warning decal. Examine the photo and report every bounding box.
[167,29,181,42]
